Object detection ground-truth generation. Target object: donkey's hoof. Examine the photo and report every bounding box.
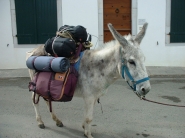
[56,122,63,127]
[38,124,45,129]
[82,124,85,129]
[84,134,94,138]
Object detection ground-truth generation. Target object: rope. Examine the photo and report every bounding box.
[142,97,185,107]
[56,31,75,42]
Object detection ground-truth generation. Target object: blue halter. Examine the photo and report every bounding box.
[121,60,150,92]
[120,47,149,92]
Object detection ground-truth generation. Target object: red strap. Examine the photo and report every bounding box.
[49,99,52,112]
[32,56,38,71]
[54,54,58,57]
[47,73,54,112]
[33,92,40,104]
[74,43,83,59]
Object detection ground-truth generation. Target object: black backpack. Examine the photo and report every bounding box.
[44,25,88,57]
[44,37,76,58]
[58,25,88,43]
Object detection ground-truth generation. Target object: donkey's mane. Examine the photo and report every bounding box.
[124,34,135,43]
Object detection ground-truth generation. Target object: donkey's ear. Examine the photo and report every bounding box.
[134,23,148,45]
[108,23,128,47]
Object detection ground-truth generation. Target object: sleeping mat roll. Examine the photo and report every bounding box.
[26,56,70,73]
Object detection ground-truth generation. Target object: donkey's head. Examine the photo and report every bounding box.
[108,23,151,97]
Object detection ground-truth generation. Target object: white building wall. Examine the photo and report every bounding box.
[0,0,99,69]
[62,0,99,48]
[0,0,32,69]
[137,0,185,67]
[0,0,184,70]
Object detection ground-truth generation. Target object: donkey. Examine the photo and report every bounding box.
[26,23,151,138]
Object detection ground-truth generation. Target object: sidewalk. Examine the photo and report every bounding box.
[0,66,185,78]
[147,66,185,78]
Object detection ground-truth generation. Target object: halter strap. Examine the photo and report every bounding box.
[121,60,149,91]
[135,77,150,85]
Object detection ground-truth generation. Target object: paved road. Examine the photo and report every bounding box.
[0,78,185,138]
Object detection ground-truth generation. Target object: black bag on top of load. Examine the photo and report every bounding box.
[44,37,76,58]
[58,25,88,43]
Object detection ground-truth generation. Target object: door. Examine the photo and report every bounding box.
[103,0,131,42]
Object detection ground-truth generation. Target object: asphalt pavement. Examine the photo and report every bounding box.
[0,71,185,138]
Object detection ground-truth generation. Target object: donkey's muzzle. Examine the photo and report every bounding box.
[140,85,151,96]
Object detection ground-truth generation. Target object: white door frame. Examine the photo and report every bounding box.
[97,0,137,45]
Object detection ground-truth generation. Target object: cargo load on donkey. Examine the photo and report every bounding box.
[27,25,92,112]
[44,25,92,58]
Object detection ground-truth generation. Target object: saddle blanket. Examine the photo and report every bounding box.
[74,52,84,72]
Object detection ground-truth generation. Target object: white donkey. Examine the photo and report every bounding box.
[27,23,151,138]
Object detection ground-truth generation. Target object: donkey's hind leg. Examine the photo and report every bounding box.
[32,93,45,129]
[82,96,96,138]
[45,101,63,127]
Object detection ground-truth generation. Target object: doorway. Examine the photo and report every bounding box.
[103,0,131,42]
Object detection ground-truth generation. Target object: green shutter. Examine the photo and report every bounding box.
[170,0,185,43]
[36,0,57,43]
[15,0,57,44]
[15,0,37,44]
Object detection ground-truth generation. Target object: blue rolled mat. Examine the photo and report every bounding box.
[51,57,70,73]
[26,56,38,70]
[34,56,55,72]
[26,56,70,73]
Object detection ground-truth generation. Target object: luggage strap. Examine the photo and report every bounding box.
[32,72,53,112]
[51,36,59,57]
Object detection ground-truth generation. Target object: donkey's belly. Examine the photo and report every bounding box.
[73,83,83,97]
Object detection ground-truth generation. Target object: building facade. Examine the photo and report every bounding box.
[0,0,184,70]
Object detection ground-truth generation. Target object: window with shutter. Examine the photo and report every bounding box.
[170,0,185,43]
[15,0,57,44]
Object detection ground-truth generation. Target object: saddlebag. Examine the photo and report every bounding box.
[28,66,78,112]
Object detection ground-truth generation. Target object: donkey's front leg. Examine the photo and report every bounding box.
[82,96,95,138]
[32,93,45,128]
[45,101,63,127]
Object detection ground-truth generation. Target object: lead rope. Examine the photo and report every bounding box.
[142,97,185,107]
[97,98,103,114]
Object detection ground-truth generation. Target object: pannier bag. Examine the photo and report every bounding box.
[44,37,76,58]
[58,25,88,42]
[26,56,70,73]
[29,66,78,105]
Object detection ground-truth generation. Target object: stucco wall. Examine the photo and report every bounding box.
[0,0,34,69]
[137,0,185,66]
[0,0,43,69]
[0,0,99,69]
[0,0,184,70]
[62,0,99,48]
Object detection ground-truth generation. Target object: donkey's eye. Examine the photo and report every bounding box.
[128,60,136,66]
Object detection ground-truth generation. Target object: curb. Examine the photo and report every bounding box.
[0,68,185,79]
[0,69,29,78]
[149,75,185,78]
